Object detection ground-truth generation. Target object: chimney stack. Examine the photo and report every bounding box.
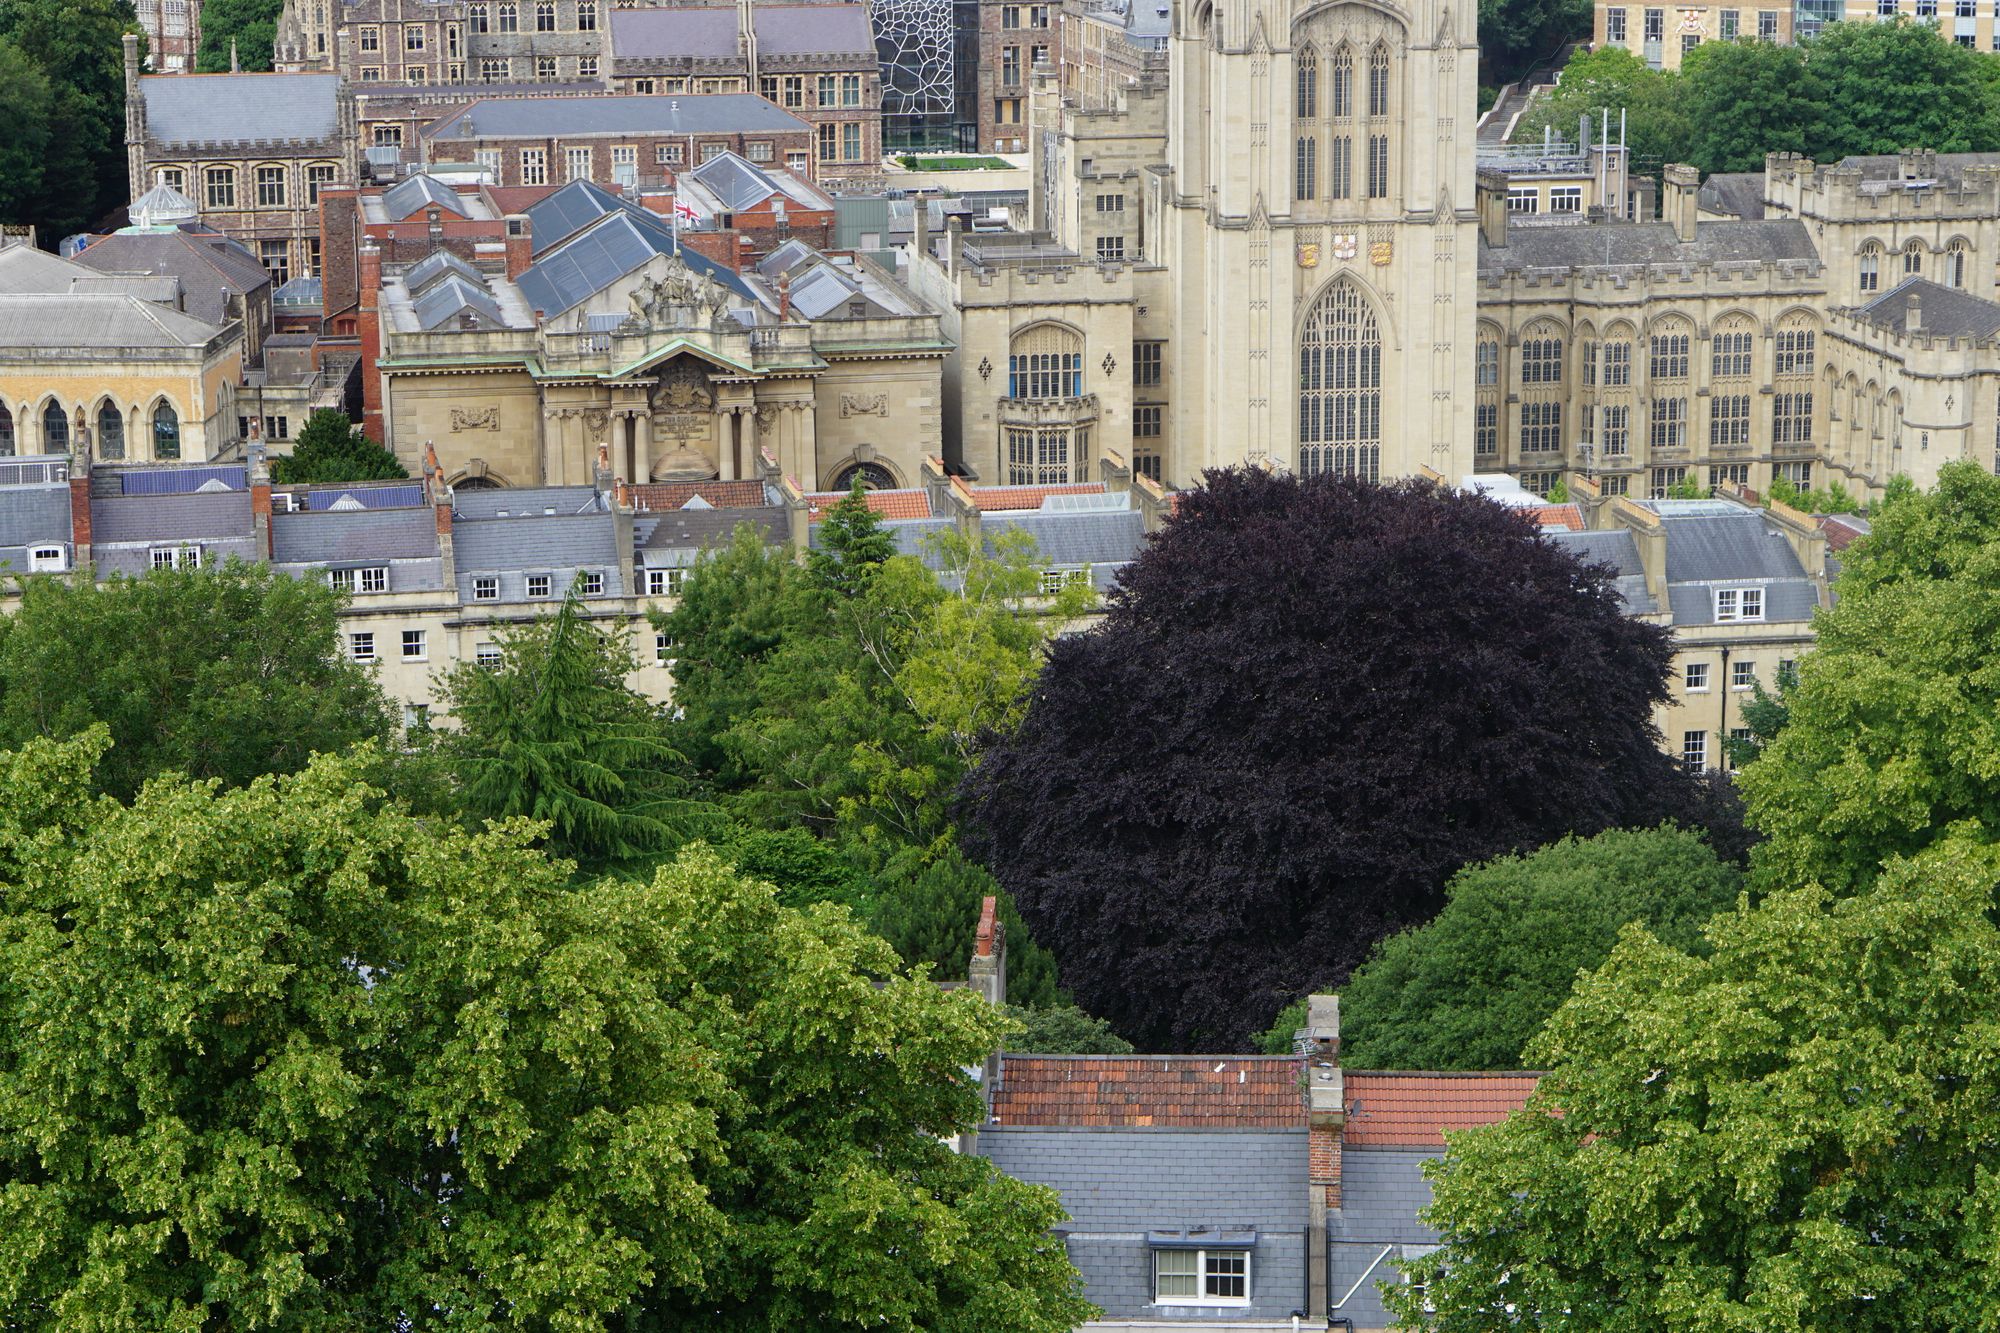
[1907,293,1923,334]
[1298,994,1344,1319]
[1475,168,1508,248]
[1664,162,1699,244]
[969,895,1007,1007]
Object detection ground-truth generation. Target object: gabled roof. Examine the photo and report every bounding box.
[629,478,771,509]
[139,73,341,147]
[516,207,757,318]
[382,174,471,223]
[1855,277,2000,341]
[803,487,933,521]
[1341,1072,1540,1148]
[271,507,442,563]
[990,1055,1307,1129]
[0,293,223,349]
[411,273,505,331]
[1697,171,1767,220]
[526,178,634,256]
[71,231,271,326]
[92,490,254,543]
[971,482,1106,511]
[405,248,488,296]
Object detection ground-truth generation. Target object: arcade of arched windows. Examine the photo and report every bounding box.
[0,395,194,462]
[1290,15,1403,212]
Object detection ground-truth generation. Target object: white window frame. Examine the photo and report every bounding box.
[1684,661,1710,693]
[580,570,605,596]
[1683,729,1707,771]
[1731,659,1756,690]
[472,574,499,601]
[350,631,376,663]
[655,632,676,665]
[402,628,428,660]
[27,544,65,572]
[1039,567,1089,594]
[1713,587,1765,623]
[151,545,201,570]
[475,644,502,669]
[645,567,687,596]
[1152,1247,1251,1308]
[526,572,553,598]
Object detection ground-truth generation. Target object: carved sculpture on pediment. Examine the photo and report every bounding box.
[658,365,713,413]
[840,392,889,419]
[450,406,501,432]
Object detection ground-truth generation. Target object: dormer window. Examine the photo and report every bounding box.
[28,545,65,572]
[1153,1247,1250,1307]
[1714,587,1765,623]
[328,566,389,594]
[150,545,200,570]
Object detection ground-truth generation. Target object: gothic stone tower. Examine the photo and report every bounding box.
[1159,0,1478,481]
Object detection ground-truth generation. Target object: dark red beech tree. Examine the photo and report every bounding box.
[963,468,1739,1051]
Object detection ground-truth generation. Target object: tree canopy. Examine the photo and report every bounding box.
[1394,838,2000,1331]
[1267,825,1743,1069]
[0,559,395,800]
[1738,461,2000,893]
[439,580,709,868]
[964,469,1733,1051]
[0,0,136,239]
[1516,21,2000,177]
[0,732,1096,1329]
[269,409,410,485]
[193,0,282,71]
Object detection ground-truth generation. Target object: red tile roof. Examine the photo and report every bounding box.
[1535,504,1585,532]
[804,488,933,522]
[630,479,770,511]
[991,1055,1306,1129]
[484,184,563,215]
[1341,1072,1539,1148]
[971,482,1106,511]
[1821,513,1870,553]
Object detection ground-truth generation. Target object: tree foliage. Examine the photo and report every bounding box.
[1003,1004,1135,1055]
[1479,0,1591,91]
[440,580,708,867]
[1739,461,2000,893]
[0,559,394,800]
[1320,826,1741,1070]
[1394,838,2000,1331]
[868,847,1067,1010]
[964,469,1733,1051]
[192,0,282,71]
[1517,22,2000,178]
[0,0,136,239]
[0,733,1095,1328]
[269,409,409,484]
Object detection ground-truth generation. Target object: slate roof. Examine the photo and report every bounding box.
[140,73,342,147]
[516,207,757,317]
[382,175,470,223]
[1478,219,1818,272]
[0,486,74,561]
[1855,277,2000,340]
[630,479,771,509]
[71,231,273,327]
[804,487,933,521]
[608,5,877,60]
[271,507,442,563]
[1697,171,1767,220]
[1547,527,1657,615]
[1659,511,1811,583]
[637,505,787,564]
[452,512,627,599]
[452,485,606,519]
[91,491,254,543]
[1836,150,2000,187]
[430,93,809,142]
[1343,1072,1540,1148]
[990,1055,1306,1129]
[982,509,1147,577]
[0,294,223,349]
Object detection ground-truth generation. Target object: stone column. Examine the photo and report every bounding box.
[719,408,738,481]
[634,410,652,483]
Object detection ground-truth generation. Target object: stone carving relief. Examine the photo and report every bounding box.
[652,363,715,445]
[583,408,610,435]
[840,392,889,418]
[755,404,779,436]
[450,406,500,432]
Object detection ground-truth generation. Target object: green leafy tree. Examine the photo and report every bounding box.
[270,409,410,484]
[716,821,873,914]
[441,580,709,867]
[1806,18,2000,160]
[0,732,1096,1328]
[1679,38,1817,173]
[652,523,804,781]
[1004,1004,1135,1054]
[807,480,897,598]
[1479,0,1591,88]
[192,0,282,70]
[0,0,136,238]
[0,559,394,800]
[868,846,1069,1009]
[1740,461,2000,892]
[1262,826,1742,1069]
[1511,47,1690,178]
[1721,659,1797,769]
[0,39,53,227]
[1393,837,2000,1331]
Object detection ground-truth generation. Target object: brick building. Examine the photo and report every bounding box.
[421,94,817,188]
[607,3,884,188]
[276,0,612,83]
[135,0,203,72]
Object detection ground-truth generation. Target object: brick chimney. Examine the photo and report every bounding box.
[504,214,533,279]
[250,450,274,558]
[1298,994,1344,1318]
[969,895,1007,1007]
[68,470,93,575]
[425,441,456,584]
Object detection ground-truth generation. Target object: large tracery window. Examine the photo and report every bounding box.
[1008,323,1083,400]
[1367,44,1389,115]
[1330,46,1352,117]
[1296,47,1318,117]
[1298,281,1381,482]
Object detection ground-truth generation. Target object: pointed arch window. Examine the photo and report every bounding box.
[41,401,67,452]
[1367,45,1390,116]
[1296,47,1318,118]
[153,401,180,460]
[0,405,13,457]
[1859,244,1880,294]
[1295,136,1316,201]
[98,403,124,459]
[1947,239,1969,288]
[1330,46,1352,117]
[1299,282,1381,482]
[1903,240,1924,277]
